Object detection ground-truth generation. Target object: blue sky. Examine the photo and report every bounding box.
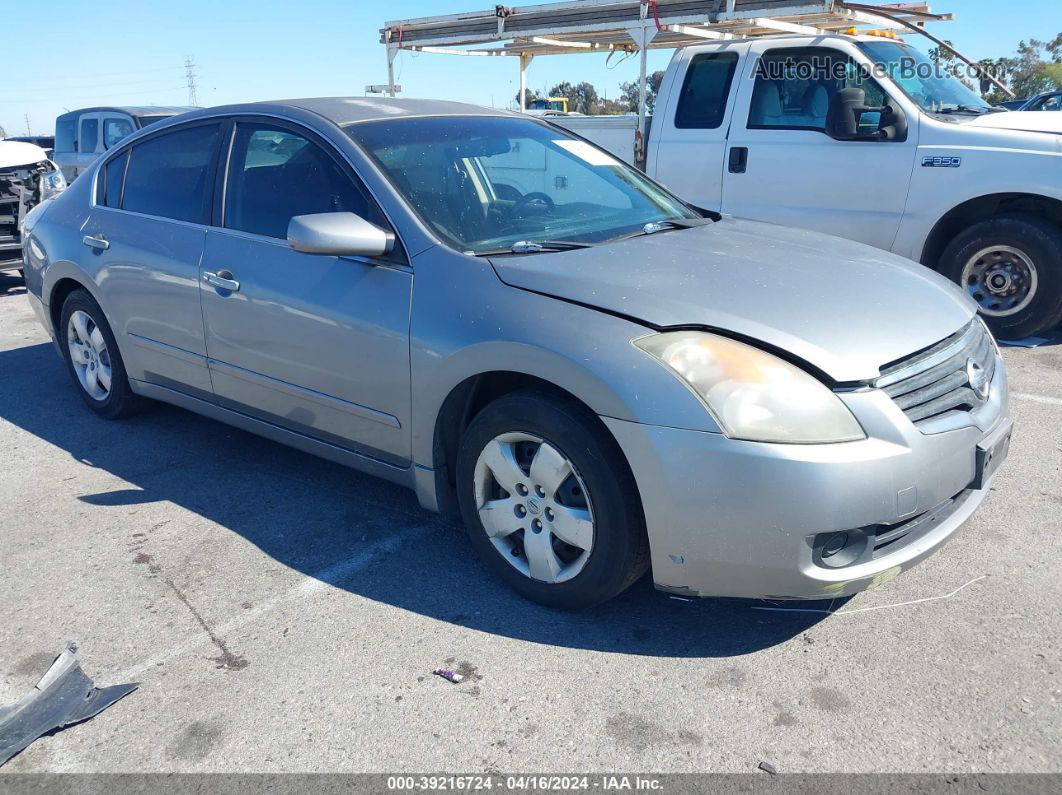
[4,0,1059,136]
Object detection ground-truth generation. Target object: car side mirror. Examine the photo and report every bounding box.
[287,212,395,258]
[826,87,907,142]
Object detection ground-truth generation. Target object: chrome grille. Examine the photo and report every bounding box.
[874,320,997,426]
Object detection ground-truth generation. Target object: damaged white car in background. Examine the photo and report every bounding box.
[1,141,66,277]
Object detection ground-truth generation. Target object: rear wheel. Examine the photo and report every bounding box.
[456,391,649,609]
[939,214,1062,339]
[60,289,144,419]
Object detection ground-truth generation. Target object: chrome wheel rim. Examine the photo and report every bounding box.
[961,245,1038,317]
[473,432,594,584]
[66,310,112,402]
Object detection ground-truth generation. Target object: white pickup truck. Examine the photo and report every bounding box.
[555,33,1062,339]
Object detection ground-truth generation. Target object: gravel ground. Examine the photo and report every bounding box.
[0,272,1058,774]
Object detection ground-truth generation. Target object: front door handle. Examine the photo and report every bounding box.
[82,235,109,251]
[728,146,749,174]
[203,270,240,293]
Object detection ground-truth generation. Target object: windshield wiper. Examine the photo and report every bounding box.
[608,217,713,243]
[472,240,595,256]
[936,105,998,115]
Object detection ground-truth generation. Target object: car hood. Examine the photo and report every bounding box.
[964,111,1062,135]
[489,217,974,383]
[0,141,48,169]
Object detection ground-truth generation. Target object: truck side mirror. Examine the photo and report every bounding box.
[826,88,907,142]
[826,88,866,140]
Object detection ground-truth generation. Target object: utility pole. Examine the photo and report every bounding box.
[24,114,31,136]
[184,57,199,107]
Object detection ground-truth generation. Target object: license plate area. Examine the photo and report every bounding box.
[972,420,1012,490]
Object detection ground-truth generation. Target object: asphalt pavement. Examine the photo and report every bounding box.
[0,272,1058,773]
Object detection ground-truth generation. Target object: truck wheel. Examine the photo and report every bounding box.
[456,391,649,609]
[939,214,1062,339]
[60,289,144,419]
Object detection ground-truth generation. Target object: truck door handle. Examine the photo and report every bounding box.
[82,235,109,251]
[202,270,240,293]
[728,147,749,174]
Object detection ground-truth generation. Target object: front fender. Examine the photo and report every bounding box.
[895,122,1062,261]
[408,249,722,470]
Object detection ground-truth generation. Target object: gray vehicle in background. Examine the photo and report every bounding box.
[52,106,192,181]
[21,98,1012,608]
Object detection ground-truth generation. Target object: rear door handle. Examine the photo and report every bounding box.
[202,270,240,293]
[728,146,749,174]
[82,235,109,251]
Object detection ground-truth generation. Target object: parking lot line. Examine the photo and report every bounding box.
[114,522,435,682]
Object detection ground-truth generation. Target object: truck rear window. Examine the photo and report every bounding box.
[674,52,739,129]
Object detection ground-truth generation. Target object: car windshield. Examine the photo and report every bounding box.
[347,116,699,254]
[858,40,993,115]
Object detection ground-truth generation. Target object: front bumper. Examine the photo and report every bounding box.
[603,359,1010,600]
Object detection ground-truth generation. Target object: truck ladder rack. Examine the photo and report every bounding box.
[377,1,949,164]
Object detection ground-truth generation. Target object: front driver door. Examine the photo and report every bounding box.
[200,121,412,465]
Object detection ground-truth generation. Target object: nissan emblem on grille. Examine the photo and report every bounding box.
[872,320,997,426]
[966,358,990,400]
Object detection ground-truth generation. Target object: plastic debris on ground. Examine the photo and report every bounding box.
[0,643,138,766]
[432,668,465,684]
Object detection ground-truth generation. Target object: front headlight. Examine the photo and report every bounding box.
[40,164,66,201]
[634,331,865,444]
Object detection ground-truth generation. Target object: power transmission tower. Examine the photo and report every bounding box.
[184,57,199,107]
[24,114,32,136]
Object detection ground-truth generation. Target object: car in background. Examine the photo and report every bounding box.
[0,141,65,277]
[994,98,1029,110]
[5,136,56,158]
[52,106,193,181]
[1019,91,1062,112]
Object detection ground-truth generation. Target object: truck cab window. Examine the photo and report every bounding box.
[674,52,739,129]
[749,48,890,134]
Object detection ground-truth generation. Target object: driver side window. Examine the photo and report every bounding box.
[749,47,890,134]
[224,124,384,240]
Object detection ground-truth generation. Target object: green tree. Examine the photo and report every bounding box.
[547,81,599,114]
[983,33,1062,102]
[514,88,540,108]
[619,70,665,113]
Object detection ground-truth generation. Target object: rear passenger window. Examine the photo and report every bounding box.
[122,124,219,224]
[224,124,382,240]
[100,150,128,208]
[79,118,99,153]
[674,52,739,129]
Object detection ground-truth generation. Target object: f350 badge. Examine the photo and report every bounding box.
[922,156,962,167]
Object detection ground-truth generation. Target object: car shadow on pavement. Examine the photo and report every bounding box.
[0,339,835,658]
[0,274,26,296]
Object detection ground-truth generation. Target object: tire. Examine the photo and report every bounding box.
[59,289,144,419]
[938,214,1062,339]
[456,390,649,609]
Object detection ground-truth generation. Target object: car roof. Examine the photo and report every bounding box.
[206,97,517,126]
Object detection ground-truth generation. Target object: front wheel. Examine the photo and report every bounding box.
[939,214,1062,339]
[456,391,649,609]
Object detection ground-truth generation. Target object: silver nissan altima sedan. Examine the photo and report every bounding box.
[20,97,1012,608]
